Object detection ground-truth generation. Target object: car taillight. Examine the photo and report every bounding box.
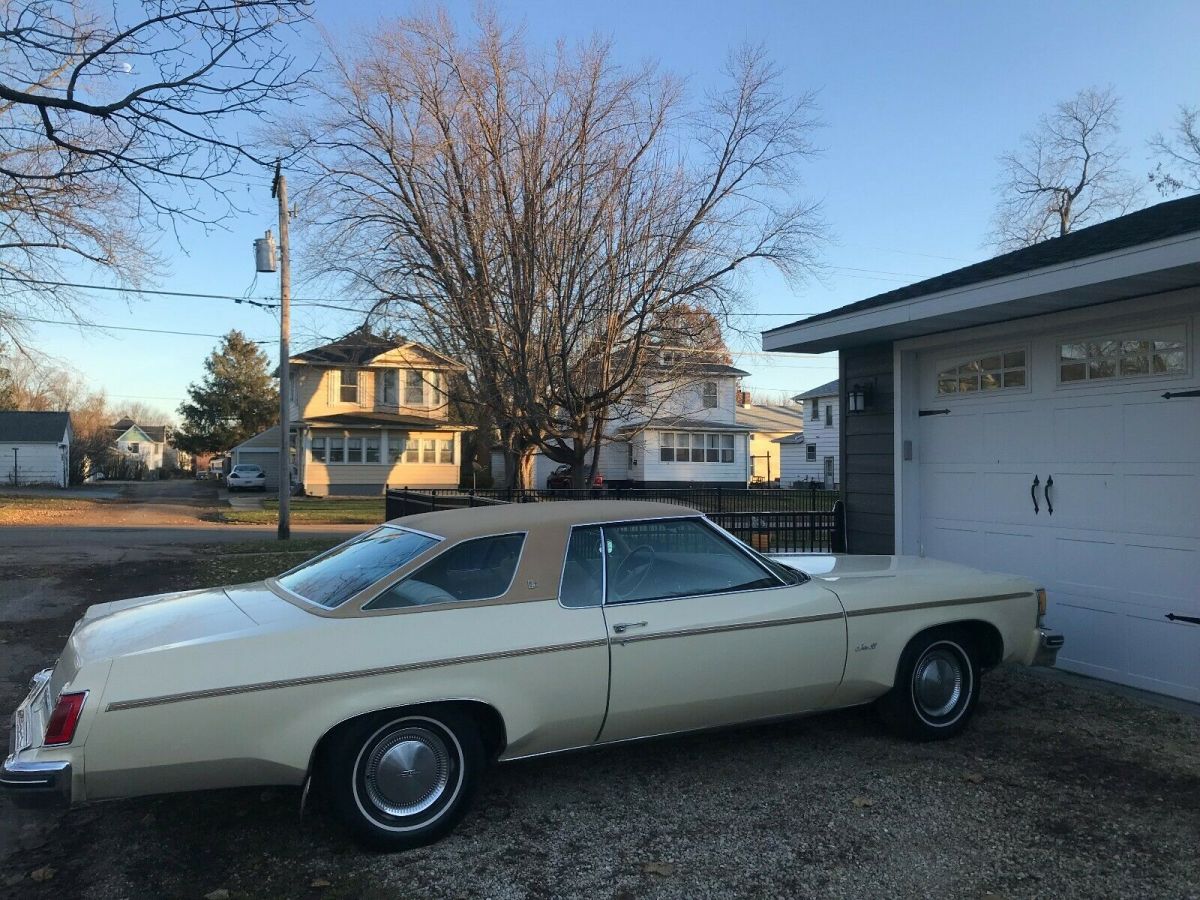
[44,692,87,745]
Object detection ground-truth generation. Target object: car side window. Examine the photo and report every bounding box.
[560,525,604,608]
[602,519,780,604]
[366,533,525,610]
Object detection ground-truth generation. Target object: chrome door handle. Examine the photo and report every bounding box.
[612,621,647,634]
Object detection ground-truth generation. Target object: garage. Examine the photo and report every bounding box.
[763,194,1200,703]
[912,302,1200,701]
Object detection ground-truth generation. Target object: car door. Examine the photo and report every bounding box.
[592,516,847,743]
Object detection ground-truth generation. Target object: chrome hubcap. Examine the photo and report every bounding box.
[913,648,964,718]
[364,727,451,817]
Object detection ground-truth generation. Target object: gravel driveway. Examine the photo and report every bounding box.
[1,543,1198,899]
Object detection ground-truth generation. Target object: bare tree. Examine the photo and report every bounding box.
[301,8,823,486]
[0,0,312,344]
[990,87,1142,253]
[1149,105,1200,196]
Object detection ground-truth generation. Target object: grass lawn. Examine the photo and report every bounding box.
[215,496,384,525]
[0,492,115,524]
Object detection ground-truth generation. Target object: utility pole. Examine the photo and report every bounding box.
[272,162,291,540]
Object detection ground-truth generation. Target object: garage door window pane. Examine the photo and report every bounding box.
[938,348,1026,396]
[601,519,778,604]
[366,533,525,609]
[1059,325,1187,383]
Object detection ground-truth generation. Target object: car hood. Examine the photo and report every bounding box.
[69,583,291,666]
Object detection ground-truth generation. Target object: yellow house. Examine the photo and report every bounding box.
[232,329,471,496]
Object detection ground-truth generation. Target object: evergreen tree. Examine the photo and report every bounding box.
[175,331,278,455]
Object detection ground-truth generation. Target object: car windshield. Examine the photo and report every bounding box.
[233,466,260,474]
[274,526,440,608]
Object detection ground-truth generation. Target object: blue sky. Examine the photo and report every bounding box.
[25,0,1200,418]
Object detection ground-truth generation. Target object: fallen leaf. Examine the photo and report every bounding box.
[311,879,331,888]
[30,867,56,883]
[641,862,675,877]
[964,773,985,784]
[205,890,230,900]
[851,796,874,808]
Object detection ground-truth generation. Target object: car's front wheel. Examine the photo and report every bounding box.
[877,627,980,741]
[324,709,485,850]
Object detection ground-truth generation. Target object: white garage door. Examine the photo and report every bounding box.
[915,320,1200,702]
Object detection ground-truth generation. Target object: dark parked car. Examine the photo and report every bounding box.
[546,465,603,490]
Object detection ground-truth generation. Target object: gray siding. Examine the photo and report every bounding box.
[840,343,895,554]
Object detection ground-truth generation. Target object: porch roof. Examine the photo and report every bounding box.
[615,417,753,435]
[302,412,473,432]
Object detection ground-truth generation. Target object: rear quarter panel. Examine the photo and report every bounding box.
[82,599,609,801]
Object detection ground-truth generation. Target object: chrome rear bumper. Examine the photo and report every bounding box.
[3,667,72,808]
[1,755,71,808]
[1032,627,1064,667]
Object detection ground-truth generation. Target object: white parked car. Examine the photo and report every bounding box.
[226,463,266,492]
[3,501,1062,850]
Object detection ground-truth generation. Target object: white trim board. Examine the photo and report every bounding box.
[764,233,1200,353]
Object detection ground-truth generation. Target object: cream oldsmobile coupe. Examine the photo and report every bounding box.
[4,501,1062,849]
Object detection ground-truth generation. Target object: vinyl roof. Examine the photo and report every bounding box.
[390,499,700,538]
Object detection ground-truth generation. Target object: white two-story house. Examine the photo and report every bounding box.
[776,378,840,488]
[232,329,471,495]
[110,418,174,475]
[534,355,755,488]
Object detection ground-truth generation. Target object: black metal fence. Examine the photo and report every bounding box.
[386,485,838,515]
[384,487,846,554]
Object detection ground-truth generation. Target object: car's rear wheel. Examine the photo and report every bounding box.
[324,709,484,850]
[877,627,979,741]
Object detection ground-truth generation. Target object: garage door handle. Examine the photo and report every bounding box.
[1030,475,1040,515]
[1044,475,1054,516]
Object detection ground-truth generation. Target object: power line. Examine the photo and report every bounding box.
[0,274,280,310]
[16,316,274,343]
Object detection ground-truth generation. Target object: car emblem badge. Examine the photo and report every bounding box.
[527,580,537,589]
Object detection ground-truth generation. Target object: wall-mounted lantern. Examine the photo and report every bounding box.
[848,382,871,414]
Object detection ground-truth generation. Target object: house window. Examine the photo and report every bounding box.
[810,401,819,421]
[405,437,419,463]
[388,435,405,464]
[702,382,718,409]
[439,439,454,464]
[430,372,446,406]
[721,434,734,463]
[824,404,832,427]
[128,442,140,454]
[937,349,1026,395]
[405,370,424,404]
[806,444,817,462]
[329,436,345,463]
[347,437,364,463]
[339,369,359,403]
[1059,325,1187,383]
[311,437,327,462]
[377,371,398,406]
[659,432,735,463]
[422,438,436,463]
